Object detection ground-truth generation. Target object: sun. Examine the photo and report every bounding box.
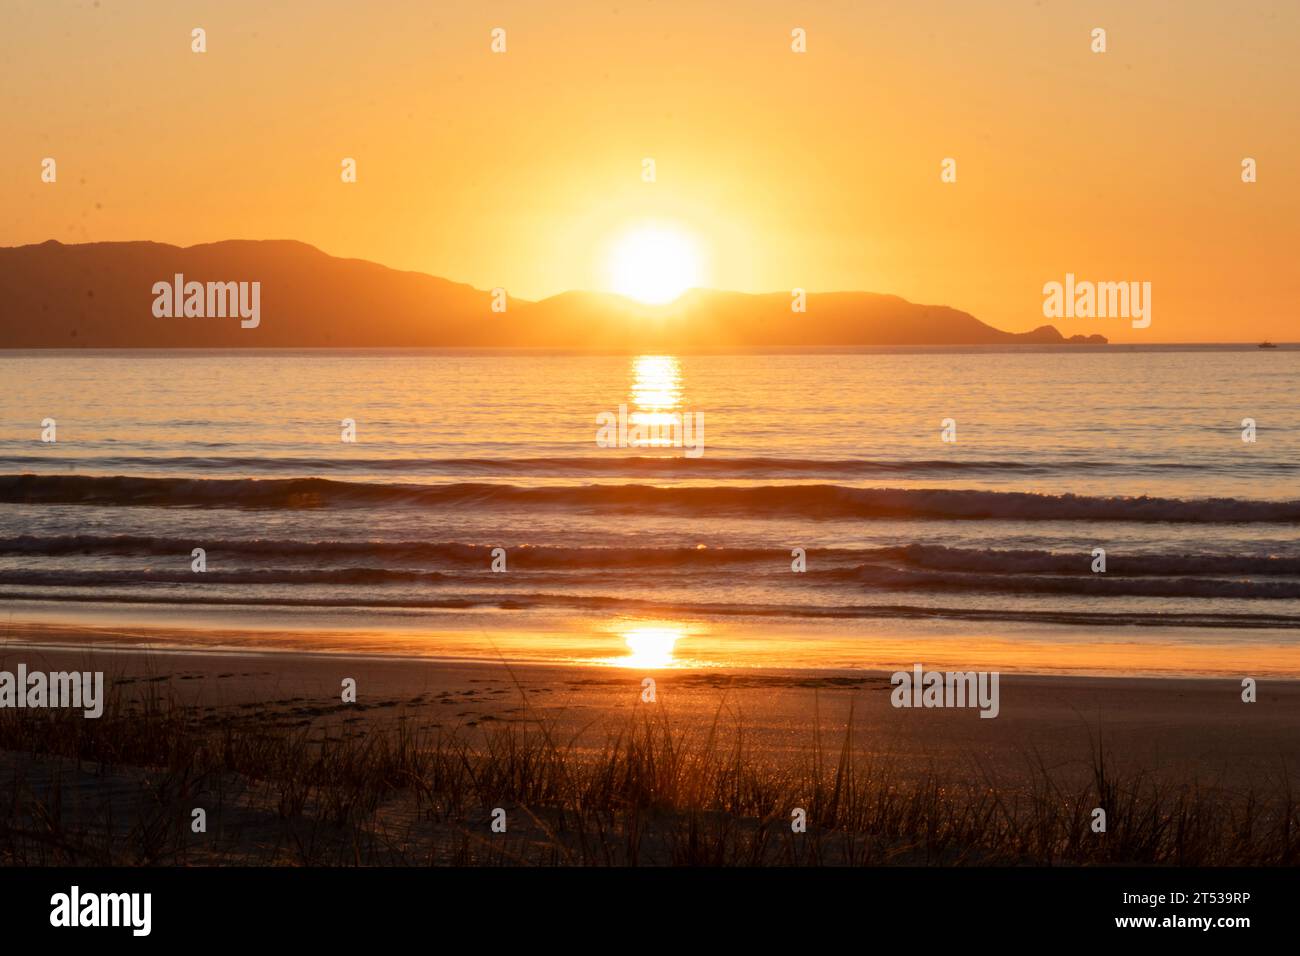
[606,225,702,305]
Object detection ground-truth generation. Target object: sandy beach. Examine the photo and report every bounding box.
[2,619,1297,866]
[6,613,1298,781]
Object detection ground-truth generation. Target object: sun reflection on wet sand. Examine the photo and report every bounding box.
[620,626,681,668]
[609,624,686,668]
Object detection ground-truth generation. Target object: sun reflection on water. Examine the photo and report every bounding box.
[628,355,682,446]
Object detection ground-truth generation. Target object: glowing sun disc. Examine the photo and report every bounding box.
[606,226,702,305]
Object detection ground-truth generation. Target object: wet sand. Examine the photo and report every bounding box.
[3,633,1296,791]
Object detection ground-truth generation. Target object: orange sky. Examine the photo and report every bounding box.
[2,0,1297,342]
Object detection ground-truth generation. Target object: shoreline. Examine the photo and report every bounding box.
[4,639,1297,791]
[4,611,1300,681]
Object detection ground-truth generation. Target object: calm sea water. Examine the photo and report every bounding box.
[1,347,1297,670]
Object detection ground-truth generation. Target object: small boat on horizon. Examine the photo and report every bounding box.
[1258,341,1278,348]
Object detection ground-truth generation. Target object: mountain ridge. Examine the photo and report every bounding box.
[0,239,1107,349]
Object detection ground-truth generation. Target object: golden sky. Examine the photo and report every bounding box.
[2,0,1297,342]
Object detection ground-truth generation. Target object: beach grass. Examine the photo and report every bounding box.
[1,670,1296,867]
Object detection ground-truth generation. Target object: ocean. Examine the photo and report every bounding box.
[2,346,1297,675]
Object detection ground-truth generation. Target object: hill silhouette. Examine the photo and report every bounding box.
[0,240,1104,348]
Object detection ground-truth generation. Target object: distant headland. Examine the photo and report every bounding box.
[0,240,1107,349]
